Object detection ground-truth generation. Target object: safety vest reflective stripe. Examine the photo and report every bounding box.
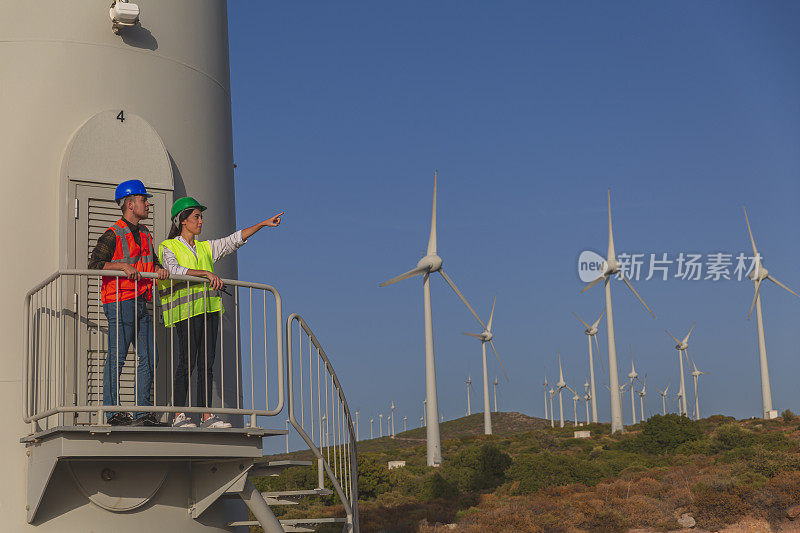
[157,239,223,327]
[160,287,222,312]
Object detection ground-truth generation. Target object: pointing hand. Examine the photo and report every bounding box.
[263,212,284,228]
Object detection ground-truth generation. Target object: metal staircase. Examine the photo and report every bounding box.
[230,313,360,532]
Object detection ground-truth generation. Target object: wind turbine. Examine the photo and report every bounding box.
[548,388,555,428]
[403,416,407,432]
[390,401,396,437]
[637,375,647,422]
[657,384,670,415]
[370,418,374,439]
[569,388,580,427]
[583,380,591,425]
[419,416,423,428]
[379,413,383,438]
[463,295,509,435]
[355,411,360,441]
[690,359,709,420]
[581,190,655,433]
[554,354,567,428]
[493,377,499,413]
[543,376,549,421]
[627,358,638,425]
[381,172,487,465]
[743,207,800,419]
[572,309,605,423]
[465,375,473,416]
[422,399,427,427]
[675,391,683,414]
[666,324,694,417]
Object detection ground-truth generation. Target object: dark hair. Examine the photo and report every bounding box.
[167,208,196,239]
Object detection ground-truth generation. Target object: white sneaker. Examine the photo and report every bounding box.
[172,413,197,428]
[200,415,232,429]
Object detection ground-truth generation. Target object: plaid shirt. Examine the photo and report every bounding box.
[88,217,163,271]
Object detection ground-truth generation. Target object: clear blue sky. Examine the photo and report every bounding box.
[226,2,800,446]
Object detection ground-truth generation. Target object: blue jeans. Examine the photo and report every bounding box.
[102,298,157,419]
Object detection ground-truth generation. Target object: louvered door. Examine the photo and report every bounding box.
[73,183,168,422]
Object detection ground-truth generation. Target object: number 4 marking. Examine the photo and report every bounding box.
[116,110,125,123]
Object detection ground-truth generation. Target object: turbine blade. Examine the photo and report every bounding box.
[608,189,616,261]
[580,275,605,293]
[439,269,487,330]
[665,329,680,345]
[427,171,437,256]
[594,333,606,374]
[572,311,591,330]
[748,278,763,320]
[621,275,655,318]
[489,339,509,382]
[682,322,696,344]
[379,266,426,287]
[462,332,483,338]
[743,206,758,257]
[487,293,497,332]
[592,307,607,328]
[767,275,800,299]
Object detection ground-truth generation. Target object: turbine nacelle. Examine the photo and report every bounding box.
[417,254,443,273]
[602,258,620,276]
[748,261,768,282]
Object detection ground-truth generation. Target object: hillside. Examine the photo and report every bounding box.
[253,412,800,532]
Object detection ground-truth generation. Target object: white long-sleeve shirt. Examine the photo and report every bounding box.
[161,231,246,275]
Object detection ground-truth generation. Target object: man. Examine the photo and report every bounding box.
[88,179,169,425]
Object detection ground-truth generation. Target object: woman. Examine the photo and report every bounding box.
[158,196,283,428]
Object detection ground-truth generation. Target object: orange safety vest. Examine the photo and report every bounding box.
[100,218,156,304]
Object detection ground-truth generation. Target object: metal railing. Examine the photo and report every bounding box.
[23,269,283,430]
[286,313,359,532]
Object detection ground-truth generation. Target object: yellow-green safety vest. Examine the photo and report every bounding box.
[157,239,224,327]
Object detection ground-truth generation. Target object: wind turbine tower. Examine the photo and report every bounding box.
[581,191,655,433]
[465,375,473,416]
[381,172,487,465]
[743,207,800,419]
[572,309,605,423]
[548,388,555,428]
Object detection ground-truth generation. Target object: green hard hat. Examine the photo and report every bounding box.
[170,196,207,220]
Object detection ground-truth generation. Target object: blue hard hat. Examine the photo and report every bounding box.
[115,179,153,202]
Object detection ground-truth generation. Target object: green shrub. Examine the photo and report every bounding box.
[782,409,796,422]
[713,423,755,451]
[506,452,602,493]
[357,455,391,498]
[617,414,703,454]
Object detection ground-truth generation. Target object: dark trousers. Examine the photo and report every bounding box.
[174,314,219,409]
